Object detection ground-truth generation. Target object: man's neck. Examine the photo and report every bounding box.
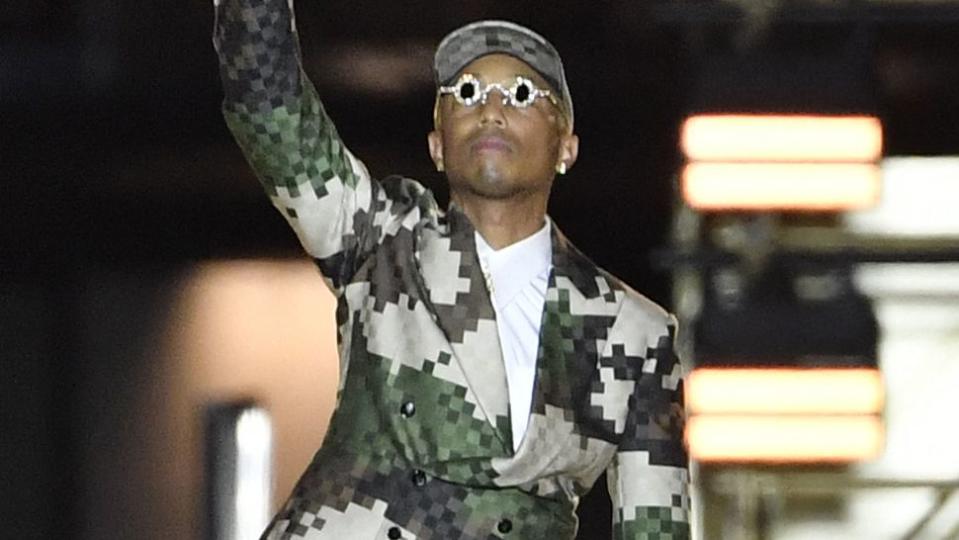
[451,192,548,250]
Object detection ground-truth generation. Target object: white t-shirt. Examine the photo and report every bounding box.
[475,221,552,452]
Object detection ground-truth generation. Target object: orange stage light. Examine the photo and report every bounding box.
[681,162,881,211]
[686,415,884,463]
[681,115,883,163]
[687,368,884,415]
[685,368,885,463]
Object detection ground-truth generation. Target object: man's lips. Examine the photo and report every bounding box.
[471,135,513,153]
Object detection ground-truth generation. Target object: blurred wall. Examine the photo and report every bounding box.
[74,261,338,539]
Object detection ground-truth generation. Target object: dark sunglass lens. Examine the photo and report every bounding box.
[514,83,531,104]
[514,82,533,105]
[459,82,476,100]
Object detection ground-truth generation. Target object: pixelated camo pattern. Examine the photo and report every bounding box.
[214,0,689,538]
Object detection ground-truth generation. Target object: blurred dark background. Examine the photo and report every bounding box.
[3,1,959,538]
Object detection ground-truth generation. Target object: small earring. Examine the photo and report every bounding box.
[556,162,567,175]
[436,161,445,172]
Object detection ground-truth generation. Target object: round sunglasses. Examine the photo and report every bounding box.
[438,73,559,110]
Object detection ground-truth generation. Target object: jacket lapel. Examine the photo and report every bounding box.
[418,206,512,452]
[528,222,622,439]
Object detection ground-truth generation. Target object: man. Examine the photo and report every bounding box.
[213,0,690,538]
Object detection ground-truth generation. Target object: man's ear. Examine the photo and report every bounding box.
[427,130,445,172]
[556,133,579,173]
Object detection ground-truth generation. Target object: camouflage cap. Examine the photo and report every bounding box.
[434,20,573,126]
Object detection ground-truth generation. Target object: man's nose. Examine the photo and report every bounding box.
[478,89,508,126]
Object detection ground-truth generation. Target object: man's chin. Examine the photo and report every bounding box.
[449,168,515,198]
[463,180,522,200]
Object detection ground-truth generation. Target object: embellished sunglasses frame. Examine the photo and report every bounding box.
[438,73,559,110]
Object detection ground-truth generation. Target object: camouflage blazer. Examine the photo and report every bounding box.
[214,1,690,538]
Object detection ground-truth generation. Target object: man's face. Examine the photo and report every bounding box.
[428,54,578,202]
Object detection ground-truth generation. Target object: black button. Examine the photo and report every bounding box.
[387,526,402,539]
[497,518,513,534]
[411,469,427,486]
[400,401,416,418]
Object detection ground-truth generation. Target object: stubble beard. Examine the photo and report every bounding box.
[449,160,525,201]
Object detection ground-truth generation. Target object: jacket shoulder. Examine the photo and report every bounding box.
[591,268,673,334]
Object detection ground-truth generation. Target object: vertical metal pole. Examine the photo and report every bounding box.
[205,401,274,540]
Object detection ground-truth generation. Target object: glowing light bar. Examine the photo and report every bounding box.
[681,115,883,162]
[207,403,274,540]
[688,368,884,415]
[682,162,881,210]
[686,415,884,462]
[235,408,273,540]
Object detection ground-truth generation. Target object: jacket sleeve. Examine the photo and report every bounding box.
[213,0,400,293]
[606,315,691,539]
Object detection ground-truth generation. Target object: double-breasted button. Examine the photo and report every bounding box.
[387,526,402,539]
[400,401,416,418]
[497,518,513,534]
[410,469,427,486]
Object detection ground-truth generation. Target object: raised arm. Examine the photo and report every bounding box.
[213,0,388,292]
[607,317,691,539]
